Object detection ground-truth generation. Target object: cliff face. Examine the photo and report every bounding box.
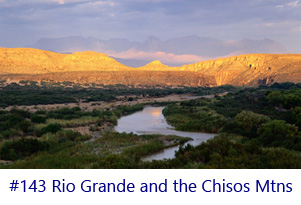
[181,54,301,86]
[0,48,301,86]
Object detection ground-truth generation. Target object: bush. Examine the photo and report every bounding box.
[36,124,62,137]
[234,110,271,132]
[267,91,283,106]
[56,130,91,142]
[0,138,49,160]
[18,120,32,133]
[31,115,47,124]
[283,94,301,109]
[1,129,23,139]
[257,120,299,148]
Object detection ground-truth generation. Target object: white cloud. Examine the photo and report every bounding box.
[82,1,115,7]
[275,5,284,8]
[288,1,299,7]
[263,21,291,27]
[276,0,299,8]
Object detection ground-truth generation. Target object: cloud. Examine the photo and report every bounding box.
[0,0,301,52]
[275,5,284,8]
[0,0,115,10]
[276,0,299,8]
[288,1,299,7]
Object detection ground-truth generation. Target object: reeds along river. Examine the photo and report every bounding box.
[114,106,216,161]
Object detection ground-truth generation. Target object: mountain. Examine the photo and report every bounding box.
[28,36,290,67]
[0,48,300,87]
[111,57,151,68]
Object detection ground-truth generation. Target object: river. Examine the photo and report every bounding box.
[114,106,216,161]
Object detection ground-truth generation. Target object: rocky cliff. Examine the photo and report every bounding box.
[181,54,301,86]
[0,48,300,87]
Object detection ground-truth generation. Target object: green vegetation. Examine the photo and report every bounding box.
[157,83,301,168]
[140,135,301,169]
[163,102,226,133]
[0,82,237,107]
[0,138,49,161]
[0,99,190,168]
[1,82,301,168]
[0,132,190,168]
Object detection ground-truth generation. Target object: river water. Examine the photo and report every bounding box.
[114,107,216,161]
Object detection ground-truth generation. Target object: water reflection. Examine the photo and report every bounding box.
[115,107,173,134]
[148,108,162,117]
[114,106,216,161]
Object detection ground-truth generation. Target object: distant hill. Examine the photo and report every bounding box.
[28,36,290,67]
[111,57,151,68]
[0,47,131,74]
[0,47,300,87]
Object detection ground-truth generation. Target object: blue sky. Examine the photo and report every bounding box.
[0,0,300,52]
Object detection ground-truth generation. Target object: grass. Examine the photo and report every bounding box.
[46,116,100,128]
[0,132,191,169]
[163,102,227,133]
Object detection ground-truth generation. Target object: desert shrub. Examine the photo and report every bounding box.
[31,115,47,124]
[0,138,49,160]
[35,123,62,137]
[56,130,91,142]
[17,120,32,133]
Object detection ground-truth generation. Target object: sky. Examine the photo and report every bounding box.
[0,0,300,52]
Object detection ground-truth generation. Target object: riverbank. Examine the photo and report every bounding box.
[1,93,215,112]
[114,106,216,160]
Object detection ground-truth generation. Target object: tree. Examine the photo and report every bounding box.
[234,110,271,132]
[282,94,301,109]
[267,91,283,106]
[257,120,299,148]
[293,107,301,130]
